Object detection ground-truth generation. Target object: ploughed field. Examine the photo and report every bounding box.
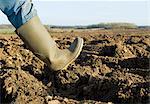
[0,28,150,104]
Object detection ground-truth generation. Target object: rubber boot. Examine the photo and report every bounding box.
[16,16,83,71]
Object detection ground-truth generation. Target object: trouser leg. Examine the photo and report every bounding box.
[0,0,37,29]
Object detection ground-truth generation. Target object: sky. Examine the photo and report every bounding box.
[0,0,149,26]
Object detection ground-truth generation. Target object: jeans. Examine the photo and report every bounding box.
[0,0,37,29]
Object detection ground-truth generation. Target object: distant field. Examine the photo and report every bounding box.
[0,29,15,34]
[0,28,150,36]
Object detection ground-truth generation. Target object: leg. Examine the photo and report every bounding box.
[0,0,84,71]
[17,16,83,71]
[0,0,37,29]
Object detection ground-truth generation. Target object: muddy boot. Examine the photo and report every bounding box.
[16,16,83,71]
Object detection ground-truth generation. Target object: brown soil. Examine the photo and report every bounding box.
[0,28,150,104]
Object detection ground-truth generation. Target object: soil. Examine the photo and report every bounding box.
[0,28,150,104]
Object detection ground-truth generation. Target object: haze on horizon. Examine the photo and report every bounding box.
[0,0,149,26]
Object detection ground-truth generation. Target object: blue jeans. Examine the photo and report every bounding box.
[0,0,37,29]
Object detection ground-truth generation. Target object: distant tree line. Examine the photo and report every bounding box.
[86,23,138,29]
[48,23,138,29]
[1,23,150,30]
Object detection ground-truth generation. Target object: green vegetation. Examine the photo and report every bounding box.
[48,23,138,29]
[0,29,15,34]
[86,23,138,29]
[0,24,15,34]
[1,23,148,32]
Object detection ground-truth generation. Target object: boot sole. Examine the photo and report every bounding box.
[62,37,84,70]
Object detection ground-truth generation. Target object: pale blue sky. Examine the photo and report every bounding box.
[0,0,149,26]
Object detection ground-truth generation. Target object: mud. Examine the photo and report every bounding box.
[0,29,150,104]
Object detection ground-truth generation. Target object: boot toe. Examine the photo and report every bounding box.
[62,37,83,68]
[47,37,84,71]
[69,37,84,52]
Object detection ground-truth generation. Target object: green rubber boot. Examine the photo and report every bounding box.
[16,16,83,71]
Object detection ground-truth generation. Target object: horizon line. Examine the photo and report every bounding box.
[0,23,150,27]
